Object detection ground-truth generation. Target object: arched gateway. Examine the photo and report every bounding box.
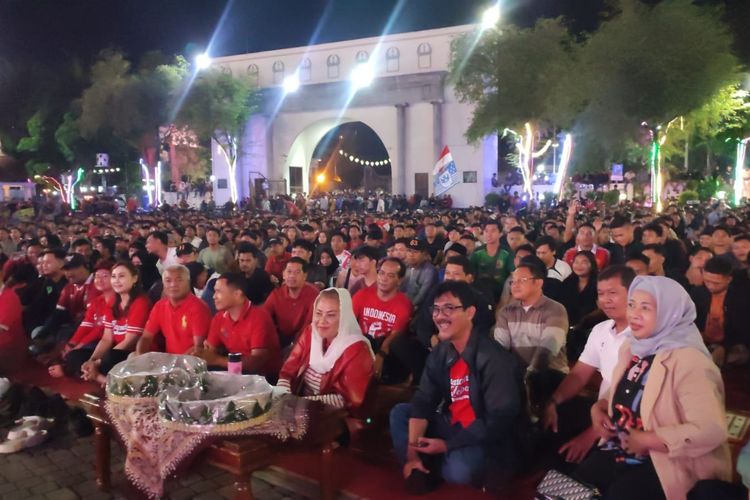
[209,24,498,207]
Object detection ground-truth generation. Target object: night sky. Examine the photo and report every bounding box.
[0,0,610,64]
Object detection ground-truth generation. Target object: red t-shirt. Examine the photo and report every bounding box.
[264,252,291,281]
[57,276,101,323]
[144,295,212,354]
[69,293,114,346]
[351,286,413,339]
[449,357,476,428]
[263,284,318,345]
[207,300,281,376]
[104,295,151,343]
[0,286,25,359]
[563,246,610,271]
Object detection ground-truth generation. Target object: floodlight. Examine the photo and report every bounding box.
[351,63,375,90]
[481,4,501,31]
[282,73,300,93]
[195,53,212,70]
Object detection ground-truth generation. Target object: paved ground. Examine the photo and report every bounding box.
[0,426,312,500]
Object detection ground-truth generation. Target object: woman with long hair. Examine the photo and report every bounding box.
[81,261,151,386]
[560,250,599,327]
[316,246,340,288]
[576,276,730,499]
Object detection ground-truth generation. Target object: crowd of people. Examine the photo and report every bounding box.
[0,193,749,499]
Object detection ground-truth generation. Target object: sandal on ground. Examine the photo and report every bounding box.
[0,429,48,454]
[7,416,55,440]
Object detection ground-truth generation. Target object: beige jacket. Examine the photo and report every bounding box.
[608,342,732,500]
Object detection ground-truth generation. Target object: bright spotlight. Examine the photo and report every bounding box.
[351,63,375,90]
[209,175,217,182]
[348,155,354,161]
[316,173,326,183]
[195,53,212,70]
[282,73,300,93]
[481,4,501,31]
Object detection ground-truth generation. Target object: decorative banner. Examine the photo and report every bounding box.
[611,163,624,182]
[432,146,461,196]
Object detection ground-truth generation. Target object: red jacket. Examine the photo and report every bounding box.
[278,325,374,410]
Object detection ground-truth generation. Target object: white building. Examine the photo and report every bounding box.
[209,24,497,208]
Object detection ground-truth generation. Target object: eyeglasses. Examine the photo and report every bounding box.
[509,277,539,286]
[429,304,465,316]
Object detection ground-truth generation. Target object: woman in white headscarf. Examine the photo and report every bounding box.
[575,276,731,500]
[277,288,374,410]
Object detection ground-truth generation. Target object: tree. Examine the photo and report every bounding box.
[177,70,258,204]
[451,0,741,177]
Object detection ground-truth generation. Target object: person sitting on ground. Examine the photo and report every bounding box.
[625,252,650,277]
[559,251,599,328]
[641,244,690,289]
[352,257,417,384]
[48,260,115,379]
[608,217,643,265]
[390,281,522,493]
[81,261,151,386]
[262,257,318,349]
[192,273,281,378]
[690,256,750,367]
[562,222,610,271]
[0,255,26,375]
[315,246,339,289]
[494,256,569,416]
[641,222,689,274]
[136,264,211,355]
[542,265,636,465]
[175,243,198,265]
[264,237,291,284]
[146,231,179,275]
[685,246,714,287]
[348,245,379,296]
[24,247,68,338]
[291,239,328,289]
[198,227,234,274]
[535,235,572,282]
[575,276,731,499]
[469,220,513,303]
[402,238,439,310]
[497,244,535,310]
[277,287,374,410]
[415,255,494,351]
[236,242,273,304]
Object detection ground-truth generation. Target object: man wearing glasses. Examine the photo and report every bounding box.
[494,256,569,416]
[389,281,522,494]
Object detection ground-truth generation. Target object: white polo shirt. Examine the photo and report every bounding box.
[578,319,629,399]
[547,259,572,281]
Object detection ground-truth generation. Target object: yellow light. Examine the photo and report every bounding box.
[316,173,326,183]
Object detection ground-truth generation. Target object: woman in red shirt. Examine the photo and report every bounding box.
[277,288,374,411]
[82,261,151,386]
[49,260,116,379]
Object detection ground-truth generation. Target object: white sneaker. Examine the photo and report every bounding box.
[7,416,55,441]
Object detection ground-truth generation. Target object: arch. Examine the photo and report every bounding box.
[417,42,432,69]
[386,47,400,72]
[272,60,285,84]
[299,57,312,82]
[220,65,232,75]
[284,118,391,194]
[246,64,259,85]
[326,54,340,79]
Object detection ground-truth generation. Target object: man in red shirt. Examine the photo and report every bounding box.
[263,257,318,349]
[264,238,291,284]
[562,222,610,270]
[137,265,211,355]
[352,257,416,384]
[0,259,25,374]
[194,273,280,378]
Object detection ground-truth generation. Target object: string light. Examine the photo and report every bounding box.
[338,149,390,166]
[503,123,552,196]
[93,168,120,174]
[554,134,573,201]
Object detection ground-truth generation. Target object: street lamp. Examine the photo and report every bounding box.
[351,63,375,91]
[316,173,326,184]
[481,3,501,31]
[195,53,212,70]
[283,73,300,93]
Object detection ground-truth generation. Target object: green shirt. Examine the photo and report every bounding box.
[470,246,512,301]
[198,245,234,274]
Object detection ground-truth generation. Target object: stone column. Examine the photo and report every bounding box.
[395,103,409,195]
[431,100,444,160]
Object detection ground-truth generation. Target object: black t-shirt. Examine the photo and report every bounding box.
[603,354,656,464]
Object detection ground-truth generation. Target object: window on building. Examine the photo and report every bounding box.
[326,54,340,79]
[386,47,400,72]
[417,43,432,69]
[272,61,285,85]
[300,57,312,82]
[247,64,259,85]
[463,171,478,183]
[221,65,232,75]
[355,50,369,64]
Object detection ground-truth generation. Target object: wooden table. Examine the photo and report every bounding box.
[79,393,347,500]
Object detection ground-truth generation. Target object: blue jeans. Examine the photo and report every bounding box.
[390,402,485,485]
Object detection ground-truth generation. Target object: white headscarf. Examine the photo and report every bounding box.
[626,276,710,358]
[309,287,374,374]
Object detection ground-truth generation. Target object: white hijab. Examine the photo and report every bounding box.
[309,287,374,374]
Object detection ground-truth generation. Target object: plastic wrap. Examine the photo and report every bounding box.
[106,353,206,399]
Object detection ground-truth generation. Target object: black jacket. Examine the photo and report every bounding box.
[690,282,750,349]
[415,285,495,349]
[409,329,523,454]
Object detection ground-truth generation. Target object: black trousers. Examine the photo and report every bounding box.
[575,448,665,500]
[99,349,131,375]
[64,347,95,377]
[367,334,428,385]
